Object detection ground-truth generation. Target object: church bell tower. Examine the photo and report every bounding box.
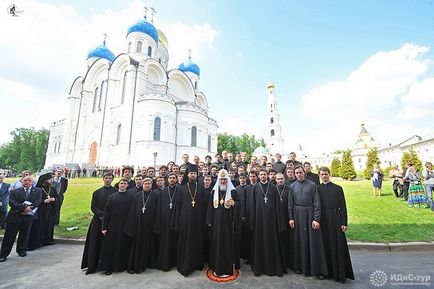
[266,82,284,156]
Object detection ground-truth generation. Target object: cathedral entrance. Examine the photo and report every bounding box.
[89,142,98,164]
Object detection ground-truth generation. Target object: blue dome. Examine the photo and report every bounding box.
[87,42,115,62]
[179,58,200,76]
[127,17,159,43]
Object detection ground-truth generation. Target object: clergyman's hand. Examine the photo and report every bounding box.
[312,221,320,230]
[289,220,295,228]
[101,230,107,235]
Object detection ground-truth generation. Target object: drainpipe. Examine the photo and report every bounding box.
[128,59,140,155]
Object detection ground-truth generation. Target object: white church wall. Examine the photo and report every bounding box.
[167,71,195,102]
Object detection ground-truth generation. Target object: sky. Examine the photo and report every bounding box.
[1,0,434,156]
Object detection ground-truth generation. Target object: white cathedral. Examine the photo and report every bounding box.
[44,14,218,170]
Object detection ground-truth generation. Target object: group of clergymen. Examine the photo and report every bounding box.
[81,152,355,283]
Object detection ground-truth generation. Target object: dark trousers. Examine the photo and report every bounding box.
[0,220,33,257]
[392,180,402,198]
[402,183,409,200]
[0,207,6,229]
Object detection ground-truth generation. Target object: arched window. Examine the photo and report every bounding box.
[271,129,275,137]
[54,142,57,153]
[98,81,105,111]
[121,71,127,104]
[153,117,161,141]
[92,87,98,113]
[137,41,142,53]
[57,141,61,153]
[270,117,274,124]
[208,135,211,152]
[128,42,131,53]
[191,126,197,147]
[116,124,121,145]
[147,46,152,57]
[195,82,198,89]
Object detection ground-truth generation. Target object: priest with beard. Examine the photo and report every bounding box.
[124,177,159,273]
[81,173,117,274]
[28,172,59,250]
[247,169,286,277]
[154,173,179,271]
[172,164,208,276]
[288,166,327,279]
[318,167,354,283]
[98,178,134,275]
[206,169,240,277]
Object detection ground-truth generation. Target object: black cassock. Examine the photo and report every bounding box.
[306,172,320,186]
[115,179,136,191]
[288,180,328,276]
[206,189,239,276]
[154,185,179,271]
[81,185,117,273]
[241,183,255,262]
[276,185,290,264]
[247,182,287,276]
[318,182,354,282]
[124,189,159,273]
[235,184,246,260]
[28,185,59,250]
[172,181,207,276]
[98,190,134,272]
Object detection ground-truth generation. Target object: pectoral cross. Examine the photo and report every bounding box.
[169,203,173,210]
[191,200,196,207]
[264,196,268,203]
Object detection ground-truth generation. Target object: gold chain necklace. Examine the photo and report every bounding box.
[188,182,198,207]
[42,187,51,198]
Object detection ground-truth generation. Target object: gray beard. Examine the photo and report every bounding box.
[219,184,227,191]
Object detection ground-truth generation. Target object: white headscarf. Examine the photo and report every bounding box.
[212,169,235,208]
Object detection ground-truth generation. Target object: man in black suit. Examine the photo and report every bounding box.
[0,176,42,262]
[0,174,11,229]
[53,169,68,225]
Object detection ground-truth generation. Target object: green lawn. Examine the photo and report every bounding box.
[1,177,433,242]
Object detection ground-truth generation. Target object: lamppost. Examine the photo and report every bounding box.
[153,152,158,168]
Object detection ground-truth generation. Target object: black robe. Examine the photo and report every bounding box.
[306,172,320,186]
[247,182,287,276]
[241,183,255,263]
[81,185,117,273]
[276,185,290,264]
[206,189,239,275]
[202,185,213,263]
[124,189,159,273]
[28,185,59,250]
[172,181,208,276]
[288,179,328,276]
[235,184,247,260]
[98,190,134,272]
[284,178,296,187]
[154,185,179,271]
[318,182,354,282]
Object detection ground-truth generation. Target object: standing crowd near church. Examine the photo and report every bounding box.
[0,169,68,262]
[80,151,354,283]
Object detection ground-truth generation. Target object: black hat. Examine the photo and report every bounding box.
[185,163,198,174]
[36,172,54,188]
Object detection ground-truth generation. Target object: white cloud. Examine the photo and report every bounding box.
[401,77,434,119]
[0,0,217,144]
[299,43,434,155]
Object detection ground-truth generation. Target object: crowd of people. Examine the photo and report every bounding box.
[0,169,68,262]
[388,162,434,210]
[78,152,354,283]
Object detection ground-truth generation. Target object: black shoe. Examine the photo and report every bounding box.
[105,270,113,275]
[18,252,27,257]
[295,270,302,274]
[0,257,6,262]
[127,269,135,274]
[317,275,325,280]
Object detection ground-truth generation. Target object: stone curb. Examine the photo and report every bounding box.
[1,235,434,251]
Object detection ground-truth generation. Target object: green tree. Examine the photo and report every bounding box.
[217,133,265,159]
[330,157,341,177]
[0,127,50,172]
[340,150,357,180]
[400,147,423,172]
[363,148,381,179]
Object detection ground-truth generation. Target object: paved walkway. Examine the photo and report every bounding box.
[0,244,432,289]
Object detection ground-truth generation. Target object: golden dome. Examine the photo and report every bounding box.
[157,28,168,48]
[267,81,275,91]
